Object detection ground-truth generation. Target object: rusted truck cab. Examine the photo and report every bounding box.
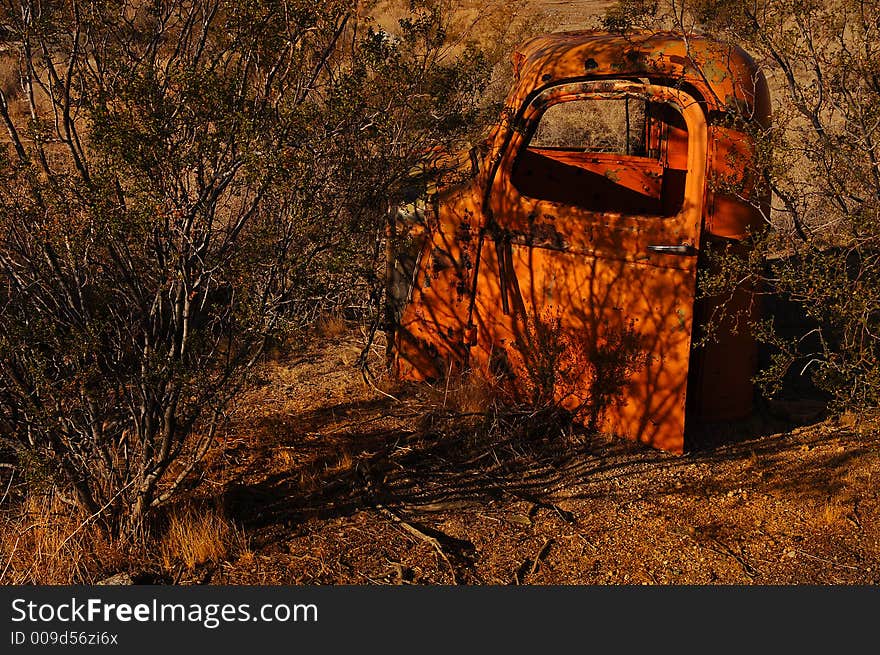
[392,31,771,453]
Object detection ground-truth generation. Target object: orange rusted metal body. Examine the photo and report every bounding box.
[391,31,770,453]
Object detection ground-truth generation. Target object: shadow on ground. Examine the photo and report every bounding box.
[222,383,871,552]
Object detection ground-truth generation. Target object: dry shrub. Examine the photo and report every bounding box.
[508,309,646,432]
[419,364,581,451]
[0,488,123,584]
[413,313,597,445]
[370,0,557,119]
[447,373,499,414]
[159,503,249,572]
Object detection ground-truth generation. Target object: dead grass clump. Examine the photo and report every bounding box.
[416,366,582,457]
[273,446,299,469]
[430,371,501,415]
[316,313,348,339]
[159,503,249,572]
[820,499,847,527]
[0,488,123,584]
[324,448,355,477]
[299,468,322,494]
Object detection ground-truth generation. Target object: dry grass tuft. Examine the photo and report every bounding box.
[159,503,249,572]
[273,446,299,469]
[820,498,847,527]
[437,372,501,414]
[298,467,321,494]
[323,448,355,477]
[0,488,123,584]
[316,313,348,339]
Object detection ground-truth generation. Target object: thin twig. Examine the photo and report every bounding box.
[792,548,861,571]
[529,538,552,576]
[374,502,457,585]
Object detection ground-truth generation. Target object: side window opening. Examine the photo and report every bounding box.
[511,94,689,217]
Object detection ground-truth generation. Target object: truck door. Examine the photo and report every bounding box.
[477,81,707,452]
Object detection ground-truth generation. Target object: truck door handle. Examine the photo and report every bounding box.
[646,243,697,256]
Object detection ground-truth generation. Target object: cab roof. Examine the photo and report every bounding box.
[509,30,769,123]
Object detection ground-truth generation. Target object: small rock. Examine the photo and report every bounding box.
[507,514,532,526]
[96,572,134,586]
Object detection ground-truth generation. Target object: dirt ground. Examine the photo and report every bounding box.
[531,0,613,30]
[179,328,880,586]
